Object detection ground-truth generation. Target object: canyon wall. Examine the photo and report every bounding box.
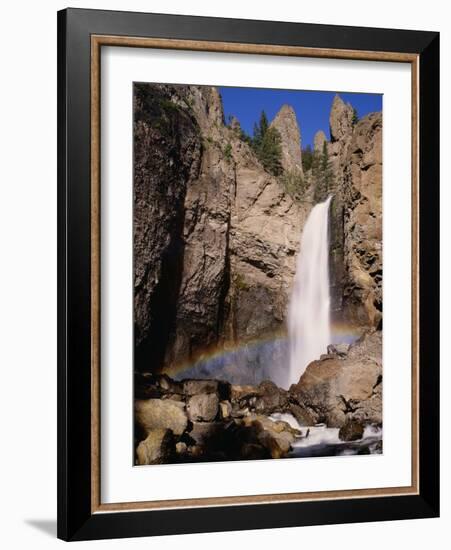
[134,85,382,377]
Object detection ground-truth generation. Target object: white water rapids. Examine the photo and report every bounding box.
[287,196,333,387]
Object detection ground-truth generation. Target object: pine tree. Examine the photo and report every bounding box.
[252,110,269,148]
[259,110,269,138]
[250,110,283,176]
[302,144,313,172]
[259,127,283,176]
[313,141,334,203]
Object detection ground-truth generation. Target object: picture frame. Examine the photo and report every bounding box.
[57,7,440,541]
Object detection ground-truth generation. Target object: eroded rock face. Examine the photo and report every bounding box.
[269,104,303,176]
[292,331,382,427]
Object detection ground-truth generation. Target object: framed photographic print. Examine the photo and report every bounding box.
[57,8,439,541]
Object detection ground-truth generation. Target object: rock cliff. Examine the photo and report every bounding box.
[323,96,383,329]
[133,84,203,370]
[342,113,383,328]
[134,84,310,378]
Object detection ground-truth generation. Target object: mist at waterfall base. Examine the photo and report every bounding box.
[172,197,356,389]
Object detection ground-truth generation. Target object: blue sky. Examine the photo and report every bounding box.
[219,87,382,148]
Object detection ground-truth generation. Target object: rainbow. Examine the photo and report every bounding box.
[163,322,362,381]
[165,330,286,378]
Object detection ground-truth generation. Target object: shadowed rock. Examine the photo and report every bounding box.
[339,419,364,441]
[187,393,219,422]
[136,429,175,465]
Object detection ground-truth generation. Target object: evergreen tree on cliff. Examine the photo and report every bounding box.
[313,141,334,203]
[251,110,283,176]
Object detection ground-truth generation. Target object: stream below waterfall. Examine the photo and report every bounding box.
[270,413,383,458]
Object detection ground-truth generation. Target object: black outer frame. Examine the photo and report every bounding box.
[57,8,439,542]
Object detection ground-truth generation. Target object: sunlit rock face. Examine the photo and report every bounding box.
[292,331,382,427]
[269,104,304,176]
[338,113,383,329]
[330,94,355,142]
[323,94,383,330]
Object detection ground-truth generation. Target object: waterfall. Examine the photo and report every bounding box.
[287,196,332,387]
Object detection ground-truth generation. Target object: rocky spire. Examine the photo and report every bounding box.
[329,95,354,142]
[314,130,327,152]
[269,104,303,175]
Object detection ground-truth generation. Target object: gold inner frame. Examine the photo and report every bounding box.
[90,35,420,514]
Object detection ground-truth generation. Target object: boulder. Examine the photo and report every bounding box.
[327,343,350,357]
[156,374,184,394]
[230,385,259,401]
[257,380,287,410]
[183,379,230,400]
[240,414,296,459]
[135,398,188,436]
[232,380,288,415]
[189,421,224,446]
[219,400,232,419]
[136,429,175,465]
[293,331,382,427]
[339,419,364,441]
[187,393,219,422]
[288,403,315,426]
[135,372,185,399]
